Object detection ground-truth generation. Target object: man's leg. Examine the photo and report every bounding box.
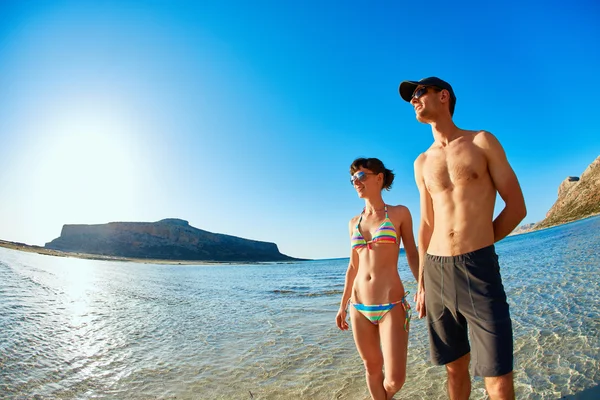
[459,246,514,399]
[425,254,471,399]
[445,353,471,400]
[485,372,515,400]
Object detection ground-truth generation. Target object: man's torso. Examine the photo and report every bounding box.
[422,130,497,256]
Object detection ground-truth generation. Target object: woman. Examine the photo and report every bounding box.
[336,157,419,400]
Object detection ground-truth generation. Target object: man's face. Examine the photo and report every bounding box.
[409,85,439,123]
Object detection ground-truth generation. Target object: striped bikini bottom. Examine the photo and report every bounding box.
[349,292,411,331]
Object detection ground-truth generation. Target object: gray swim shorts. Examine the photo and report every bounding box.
[424,244,513,377]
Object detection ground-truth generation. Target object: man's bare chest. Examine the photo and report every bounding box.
[423,148,487,193]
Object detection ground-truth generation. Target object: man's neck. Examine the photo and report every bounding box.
[429,117,460,146]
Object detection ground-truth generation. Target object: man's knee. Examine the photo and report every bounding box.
[445,353,470,380]
[485,372,514,399]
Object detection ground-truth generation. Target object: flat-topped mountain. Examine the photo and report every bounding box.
[45,218,297,262]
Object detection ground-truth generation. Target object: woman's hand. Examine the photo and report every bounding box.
[336,307,349,330]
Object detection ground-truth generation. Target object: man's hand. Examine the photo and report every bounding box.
[336,307,349,330]
[415,289,426,318]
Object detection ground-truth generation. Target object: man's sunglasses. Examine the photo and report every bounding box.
[412,86,439,100]
[350,171,376,185]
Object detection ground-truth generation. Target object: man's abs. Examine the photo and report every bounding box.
[428,182,496,256]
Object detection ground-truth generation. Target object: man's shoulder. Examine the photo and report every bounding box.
[459,129,488,140]
[414,149,431,167]
[470,130,503,150]
[470,130,497,141]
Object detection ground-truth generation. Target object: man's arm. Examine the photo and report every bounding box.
[414,154,434,318]
[479,131,527,241]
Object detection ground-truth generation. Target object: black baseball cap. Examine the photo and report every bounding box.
[399,77,456,103]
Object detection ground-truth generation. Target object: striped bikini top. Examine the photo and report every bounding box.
[351,205,399,250]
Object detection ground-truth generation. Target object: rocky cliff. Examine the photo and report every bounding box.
[510,223,536,235]
[534,155,600,230]
[45,218,297,262]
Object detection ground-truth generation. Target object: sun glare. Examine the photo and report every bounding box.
[27,102,148,228]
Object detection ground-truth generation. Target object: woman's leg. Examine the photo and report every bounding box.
[378,302,409,399]
[350,305,387,400]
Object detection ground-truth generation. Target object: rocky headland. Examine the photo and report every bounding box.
[513,155,600,234]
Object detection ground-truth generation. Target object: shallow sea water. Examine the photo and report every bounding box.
[1,216,599,399]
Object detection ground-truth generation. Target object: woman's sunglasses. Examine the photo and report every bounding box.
[350,171,376,185]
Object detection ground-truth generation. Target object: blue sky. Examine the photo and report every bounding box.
[0,0,598,260]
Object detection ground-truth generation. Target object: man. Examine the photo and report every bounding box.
[399,77,526,400]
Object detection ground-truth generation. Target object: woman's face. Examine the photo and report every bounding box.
[350,168,381,198]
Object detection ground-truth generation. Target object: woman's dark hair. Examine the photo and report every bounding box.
[350,157,395,191]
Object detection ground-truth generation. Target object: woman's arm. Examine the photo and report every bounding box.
[336,219,359,331]
[398,206,419,282]
[340,253,358,308]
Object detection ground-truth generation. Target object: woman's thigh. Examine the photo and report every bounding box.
[378,303,409,377]
[349,306,383,367]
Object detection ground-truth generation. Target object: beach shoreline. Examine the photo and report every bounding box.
[0,239,238,265]
[508,213,600,238]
